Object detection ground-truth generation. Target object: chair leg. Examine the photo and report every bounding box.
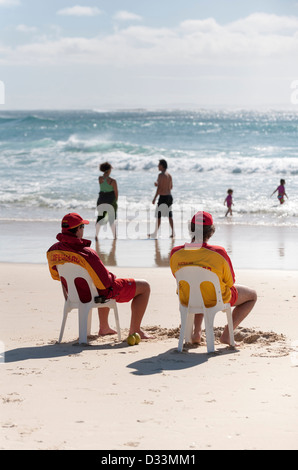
[58,313,68,343]
[78,307,90,344]
[204,313,216,353]
[178,308,188,352]
[185,313,194,343]
[58,305,69,343]
[226,307,235,347]
[113,305,121,341]
[87,309,92,337]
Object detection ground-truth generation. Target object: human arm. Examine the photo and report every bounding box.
[152,174,161,204]
[111,178,118,200]
[152,191,159,204]
[270,187,278,197]
[87,248,116,291]
[213,246,236,288]
[169,174,173,191]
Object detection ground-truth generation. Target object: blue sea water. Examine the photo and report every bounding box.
[1,108,298,267]
[1,108,298,227]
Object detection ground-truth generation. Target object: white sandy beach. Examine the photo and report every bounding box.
[1,262,298,450]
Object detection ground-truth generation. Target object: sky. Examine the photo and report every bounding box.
[1,0,298,109]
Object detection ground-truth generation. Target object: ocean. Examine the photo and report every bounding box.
[1,108,298,268]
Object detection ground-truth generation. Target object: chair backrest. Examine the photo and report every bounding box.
[175,266,225,312]
[57,263,98,305]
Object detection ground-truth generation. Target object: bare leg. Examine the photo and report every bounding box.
[192,313,204,344]
[110,221,117,239]
[129,280,151,339]
[95,222,100,241]
[97,307,117,335]
[220,284,257,345]
[169,217,174,238]
[148,219,161,238]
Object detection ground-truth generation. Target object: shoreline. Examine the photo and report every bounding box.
[1,219,298,270]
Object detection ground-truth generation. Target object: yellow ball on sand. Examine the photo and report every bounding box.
[126,333,142,346]
[133,332,141,344]
[127,334,136,346]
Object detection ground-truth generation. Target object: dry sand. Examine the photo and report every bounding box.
[1,263,298,450]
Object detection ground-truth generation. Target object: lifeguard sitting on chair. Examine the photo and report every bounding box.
[47,213,151,339]
[170,211,257,346]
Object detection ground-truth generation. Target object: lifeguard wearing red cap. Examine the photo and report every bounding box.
[191,211,213,226]
[61,213,89,232]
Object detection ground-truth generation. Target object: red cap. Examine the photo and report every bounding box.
[191,211,213,226]
[61,213,89,232]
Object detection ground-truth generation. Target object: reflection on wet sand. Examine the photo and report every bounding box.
[95,239,117,266]
[91,222,296,270]
[154,239,175,267]
[94,237,176,268]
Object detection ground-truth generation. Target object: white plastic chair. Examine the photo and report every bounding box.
[175,266,235,353]
[56,263,121,344]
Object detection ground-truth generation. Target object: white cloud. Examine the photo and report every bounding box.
[4,11,298,108]
[181,13,298,36]
[113,11,143,22]
[16,24,38,33]
[2,12,298,67]
[57,5,102,17]
[180,18,220,33]
[228,12,298,34]
[0,0,20,6]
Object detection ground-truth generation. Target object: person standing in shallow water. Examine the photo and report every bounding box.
[224,189,233,217]
[271,179,288,205]
[96,162,118,240]
[148,159,174,238]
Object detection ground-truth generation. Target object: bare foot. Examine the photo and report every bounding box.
[219,332,238,348]
[130,329,154,340]
[98,327,117,336]
[219,331,233,345]
[191,338,201,345]
[191,329,202,344]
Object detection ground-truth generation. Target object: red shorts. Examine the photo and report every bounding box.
[111,278,136,303]
[230,285,238,306]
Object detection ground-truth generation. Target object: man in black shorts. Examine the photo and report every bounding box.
[148,159,174,238]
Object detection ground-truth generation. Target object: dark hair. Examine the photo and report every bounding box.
[159,159,167,170]
[280,179,285,185]
[68,226,79,234]
[100,162,112,172]
[190,221,216,242]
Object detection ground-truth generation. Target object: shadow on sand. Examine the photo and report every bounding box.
[127,345,239,376]
[2,339,239,374]
[2,339,128,363]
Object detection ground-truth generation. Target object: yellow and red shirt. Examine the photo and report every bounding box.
[47,232,116,298]
[170,242,236,307]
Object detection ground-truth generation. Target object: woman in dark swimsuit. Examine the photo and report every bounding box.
[96,162,118,240]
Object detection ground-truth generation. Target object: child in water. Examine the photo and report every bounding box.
[271,179,288,205]
[224,189,233,216]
